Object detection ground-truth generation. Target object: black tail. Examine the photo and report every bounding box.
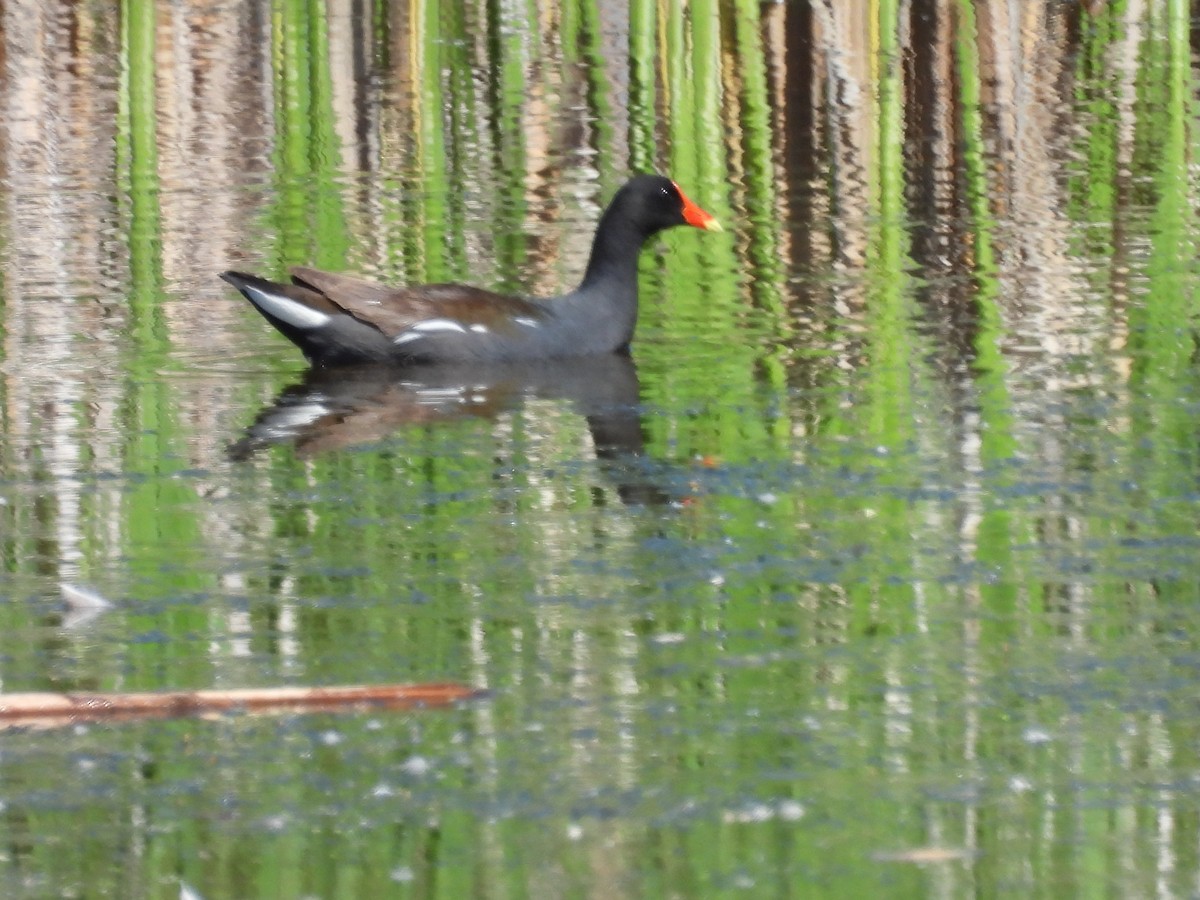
[220,270,391,366]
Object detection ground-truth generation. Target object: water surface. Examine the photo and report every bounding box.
[2,1,1200,897]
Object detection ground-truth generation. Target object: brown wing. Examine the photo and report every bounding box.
[290,266,548,337]
[291,267,396,306]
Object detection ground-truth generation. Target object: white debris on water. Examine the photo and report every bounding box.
[650,632,686,645]
[1022,726,1053,745]
[400,755,431,776]
[721,800,805,824]
[60,583,114,609]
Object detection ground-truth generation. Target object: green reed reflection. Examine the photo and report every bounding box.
[954,0,1029,626]
[118,0,165,356]
[1121,0,1200,586]
[115,0,210,686]
[272,0,349,269]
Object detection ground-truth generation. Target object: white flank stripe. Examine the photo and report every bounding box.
[245,285,331,329]
[411,318,469,334]
[514,316,540,328]
[392,331,424,345]
[469,323,489,333]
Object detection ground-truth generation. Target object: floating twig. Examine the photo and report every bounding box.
[0,683,480,729]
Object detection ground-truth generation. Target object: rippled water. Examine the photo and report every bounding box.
[2,1,1200,897]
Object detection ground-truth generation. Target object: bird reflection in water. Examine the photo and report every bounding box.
[228,354,673,506]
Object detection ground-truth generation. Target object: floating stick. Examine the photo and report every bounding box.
[0,683,480,729]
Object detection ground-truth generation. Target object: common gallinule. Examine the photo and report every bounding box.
[221,174,721,367]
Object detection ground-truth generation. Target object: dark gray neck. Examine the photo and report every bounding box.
[580,205,648,293]
[550,207,649,353]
